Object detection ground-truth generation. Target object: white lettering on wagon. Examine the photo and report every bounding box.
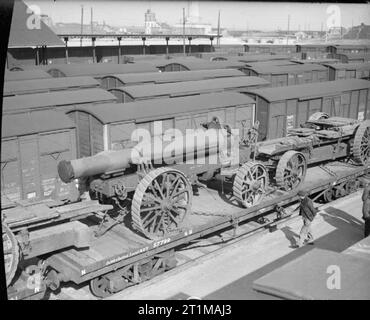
[105,246,149,266]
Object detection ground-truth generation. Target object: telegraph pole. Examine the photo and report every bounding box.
[217,10,220,47]
[80,5,84,47]
[286,14,290,45]
[183,7,186,56]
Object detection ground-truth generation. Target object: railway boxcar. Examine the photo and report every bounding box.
[242,63,329,86]
[325,62,370,80]
[237,54,294,63]
[66,91,256,157]
[154,57,247,72]
[244,79,370,140]
[1,111,77,202]
[42,62,158,79]
[328,52,370,63]
[329,44,370,54]
[2,88,117,115]
[108,76,269,103]
[292,58,340,65]
[4,69,52,81]
[243,44,297,54]
[100,69,244,90]
[3,76,100,96]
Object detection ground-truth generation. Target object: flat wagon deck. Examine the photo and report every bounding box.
[46,161,369,290]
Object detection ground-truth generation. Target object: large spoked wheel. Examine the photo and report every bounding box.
[276,151,307,192]
[131,168,192,240]
[2,223,19,287]
[89,276,113,298]
[353,120,370,165]
[233,162,268,208]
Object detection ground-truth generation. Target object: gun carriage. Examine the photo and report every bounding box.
[57,115,370,240]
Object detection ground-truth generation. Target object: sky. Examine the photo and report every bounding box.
[24,1,370,31]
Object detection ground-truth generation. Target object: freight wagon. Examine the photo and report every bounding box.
[154,58,247,72]
[325,62,370,80]
[4,70,52,81]
[66,91,256,157]
[108,76,269,103]
[244,60,300,68]
[236,54,294,63]
[292,58,340,65]
[243,79,370,140]
[1,111,77,202]
[242,63,329,86]
[328,44,370,54]
[100,69,244,90]
[242,44,297,54]
[328,52,370,63]
[41,62,159,79]
[2,88,117,115]
[3,76,100,96]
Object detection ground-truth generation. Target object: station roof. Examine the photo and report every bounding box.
[324,62,370,71]
[71,92,255,124]
[3,76,100,95]
[111,76,269,99]
[154,57,246,70]
[246,63,327,75]
[2,110,76,138]
[3,88,117,113]
[4,70,52,81]
[44,62,158,77]
[8,1,64,48]
[102,69,244,85]
[245,79,370,102]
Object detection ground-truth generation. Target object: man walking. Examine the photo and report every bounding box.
[296,190,318,247]
[362,182,370,238]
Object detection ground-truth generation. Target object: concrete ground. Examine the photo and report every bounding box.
[107,190,365,300]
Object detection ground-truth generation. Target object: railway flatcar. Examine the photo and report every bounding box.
[154,57,247,72]
[2,88,117,115]
[108,76,269,103]
[243,79,370,140]
[100,69,245,90]
[4,69,52,81]
[242,63,329,86]
[41,62,159,79]
[1,111,77,202]
[66,92,256,157]
[3,76,100,97]
[325,62,370,81]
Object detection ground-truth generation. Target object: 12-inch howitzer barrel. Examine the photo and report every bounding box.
[58,128,231,183]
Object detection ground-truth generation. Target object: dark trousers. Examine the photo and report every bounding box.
[365,218,370,238]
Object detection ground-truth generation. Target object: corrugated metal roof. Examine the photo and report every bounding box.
[45,62,158,77]
[8,1,64,47]
[246,63,327,75]
[102,69,244,85]
[246,79,370,102]
[4,70,52,81]
[2,110,76,138]
[154,57,246,70]
[3,88,117,113]
[112,76,269,99]
[325,62,370,71]
[71,92,255,124]
[4,76,100,96]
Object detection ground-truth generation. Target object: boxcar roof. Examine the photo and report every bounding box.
[292,58,340,64]
[112,76,269,99]
[244,60,299,68]
[4,76,100,95]
[102,68,244,85]
[246,63,327,75]
[2,110,76,138]
[72,92,255,124]
[45,62,158,77]
[324,62,370,70]
[4,70,52,81]
[245,79,370,102]
[154,57,246,70]
[237,54,292,62]
[3,88,117,112]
